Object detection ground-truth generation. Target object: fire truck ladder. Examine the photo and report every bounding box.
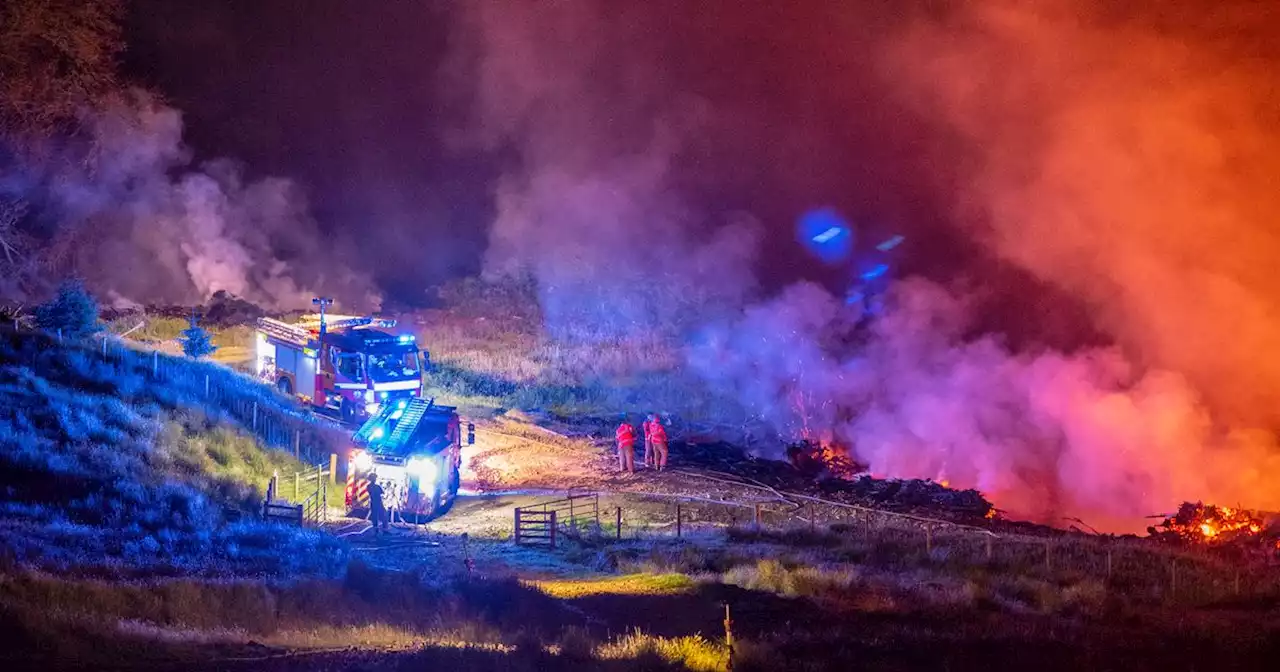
[257,317,312,347]
[297,314,397,332]
[386,398,430,446]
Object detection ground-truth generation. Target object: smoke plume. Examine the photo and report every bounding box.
[34,90,378,310]
[448,2,760,338]
[886,0,1280,428]
[448,1,1280,530]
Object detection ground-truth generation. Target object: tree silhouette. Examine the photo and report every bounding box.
[33,279,100,340]
[179,311,217,359]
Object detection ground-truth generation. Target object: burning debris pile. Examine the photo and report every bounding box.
[786,439,862,480]
[670,438,995,521]
[1149,502,1280,559]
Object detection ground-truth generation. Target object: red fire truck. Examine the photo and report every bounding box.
[255,312,426,424]
[346,397,472,522]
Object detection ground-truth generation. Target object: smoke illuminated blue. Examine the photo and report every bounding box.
[797,208,853,263]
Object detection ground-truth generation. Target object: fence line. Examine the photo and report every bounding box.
[519,486,1280,607]
[7,325,351,471]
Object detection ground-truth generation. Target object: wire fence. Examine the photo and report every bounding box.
[6,325,351,468]
[534,488,1280,607]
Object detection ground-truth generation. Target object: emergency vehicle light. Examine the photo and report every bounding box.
[352,450,373,471]
[406,457,438,489]
[398,334,415,343]
[365,402,380,415]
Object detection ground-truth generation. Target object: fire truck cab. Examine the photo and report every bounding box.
[345,398,473,522]
[254,314,426,425]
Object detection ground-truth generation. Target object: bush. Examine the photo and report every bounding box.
[34,279,99,340]
[178,314,217,359]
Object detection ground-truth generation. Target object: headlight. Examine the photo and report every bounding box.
[364,402,380,415]
[353,451,373,471]
[405,457,438,483]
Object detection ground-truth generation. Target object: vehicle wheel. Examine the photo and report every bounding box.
[277,376,293,396]
[437,465,461,515]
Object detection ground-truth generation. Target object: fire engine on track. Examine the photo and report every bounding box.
[254,308,426,425]
[345,397,473,522]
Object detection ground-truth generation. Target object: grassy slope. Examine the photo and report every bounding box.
[0,328,344,578]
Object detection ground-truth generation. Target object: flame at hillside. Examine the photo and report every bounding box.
[1151,502,1280,559]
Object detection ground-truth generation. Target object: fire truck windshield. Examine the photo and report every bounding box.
[367,349,420,382]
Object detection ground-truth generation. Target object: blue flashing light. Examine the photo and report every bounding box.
[861,263,890,281]
[371,426,385,440]
[397,334,415,344]
[397,399,408,409]
[876,235,905,252]
[812,226,843,244]
[797,208,853,264]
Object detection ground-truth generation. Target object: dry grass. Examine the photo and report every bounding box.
[596,630,729,672]
[525,573,696,599]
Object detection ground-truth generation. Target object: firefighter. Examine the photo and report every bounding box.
[367,474,387,534]
[386,480,400,526]
[642,413,656,468]
[649,415,669,471]
[615,416,637,475]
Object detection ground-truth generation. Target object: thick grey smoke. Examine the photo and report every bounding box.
[448,3,760,338]
[38,90,379,310]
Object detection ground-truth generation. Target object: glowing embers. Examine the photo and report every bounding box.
[1157,502,1268,546]
[785,438,862,480]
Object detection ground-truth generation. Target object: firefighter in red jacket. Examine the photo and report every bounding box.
[642,414,656,468]
[648,414,669,471]
[615,417,637,474]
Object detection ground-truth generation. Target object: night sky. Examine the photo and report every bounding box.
[121,1,977,306]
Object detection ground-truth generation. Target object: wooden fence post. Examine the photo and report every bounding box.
[676,504,682,539]
[985,536,993,562]
[513,507,521,544]
[925,527,932,554]
[1045,540,1052,572]
[204,375,210,397]
[616,507,622,540]
[330,453,338,483]
[294,472,300,501]
[294,430,301,458]
[753,503,761,530]
[152,350,158,376]
[1106,549,1113,579]
[102,337,107,359]
[724,603,734,671]
[549,511,557,549]
[809,505,816,533]
[252,402,258,432]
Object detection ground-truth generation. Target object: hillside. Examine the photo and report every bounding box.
[0,328,345,577]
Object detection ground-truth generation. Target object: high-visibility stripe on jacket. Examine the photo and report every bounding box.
[648,421,667,442]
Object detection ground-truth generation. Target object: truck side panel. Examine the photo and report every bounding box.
[297,351,317,400]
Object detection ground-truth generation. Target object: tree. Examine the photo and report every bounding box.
[0,0,126,154]
[33,279,99,339]
[179,311,217,359]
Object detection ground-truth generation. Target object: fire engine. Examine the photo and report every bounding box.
[345,397,473,522]
[254,310,426,424]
